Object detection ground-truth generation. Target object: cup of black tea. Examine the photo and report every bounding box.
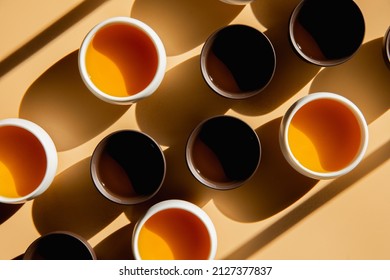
[200,24,276,99]
[23,232,96,260]
[186,115,261,190]
[91,130,166,205]
[383,26,390,69]
[289,0,365,66]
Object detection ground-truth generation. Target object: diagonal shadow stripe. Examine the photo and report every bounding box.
[0,0,108,77]
[224,140,390,259]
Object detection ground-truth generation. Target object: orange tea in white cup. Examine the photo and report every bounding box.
[280,93,368,179]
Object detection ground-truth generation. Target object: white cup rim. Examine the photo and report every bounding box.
[280,92,369,179]
[78,16,166,105]
[0,118,58,204]
[132,199,218,260]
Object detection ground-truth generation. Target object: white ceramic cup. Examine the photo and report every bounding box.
[279,92,368,180]
[220,0,254,4]
[0,118,58,204]
[132,199,217,260]
[78,17,166,105]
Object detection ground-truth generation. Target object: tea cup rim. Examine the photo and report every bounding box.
[279,92,369,179]
[0,118,58,204]
[185,114,261,190]
[288,0,365,67]
[23,231,96,260]
[383,26,390,69]
[200,24,276,99]
[219,0,254,5]
[132,199,218,260]
[90,129,166,205]
[78,16,166,105]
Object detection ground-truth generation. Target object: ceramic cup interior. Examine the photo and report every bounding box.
[279,92,368,180]
[289,0,365,66]
[186,115,261,190]
[0,118,58,204]
[201,24,276,99]
[91,130,166,205]
[23,231,96,260]
[132,199,217,260]
[78,16,166,105]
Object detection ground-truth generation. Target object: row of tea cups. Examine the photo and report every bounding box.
[0,91,369,204]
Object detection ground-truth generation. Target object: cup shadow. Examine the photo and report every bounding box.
[131,0,244,56]
[251,0,302,29]
[135,55,234,147]
[213,117,318,223]
[0,203,23,225]
[224,139,390,259]
[310,38,390,124]
[19,50,130,152]
[94,223,135,260]
[12,254,24,260]
[231,0,320,116]
[124,140,218,224]
[0,0,108,78]
[31,157,125,239]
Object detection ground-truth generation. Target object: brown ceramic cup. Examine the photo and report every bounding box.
[289,0,365,66]
[91,130,166,205]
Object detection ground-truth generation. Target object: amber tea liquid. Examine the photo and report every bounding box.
[288,99,362,172]
[0,126,47,198]
[86,23,158,97]
[138,209,211,260]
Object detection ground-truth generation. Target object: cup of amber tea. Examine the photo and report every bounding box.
[289,0,365,66]
[132,199,217,260]
[0,118,57,204]
[279,92,369,180]
[79,17,166,105]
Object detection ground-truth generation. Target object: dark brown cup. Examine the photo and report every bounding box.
[186,115,261,190]
[289,0,365,66]
[201,24,276,99]
[383,26,390,69]
[91,130,166,205]
[23,232,96,260]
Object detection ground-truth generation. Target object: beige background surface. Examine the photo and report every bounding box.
[0,0,389,260]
